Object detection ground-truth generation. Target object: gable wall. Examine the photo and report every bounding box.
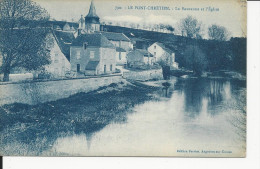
[116,51,127,65]
[70,46,100,73]
[148,43,167,62]
[45,33,71,78]
[98,47,116,74]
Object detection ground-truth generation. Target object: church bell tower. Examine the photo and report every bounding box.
[85,0,100,33]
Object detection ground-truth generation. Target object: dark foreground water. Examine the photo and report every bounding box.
[0,77,246,157]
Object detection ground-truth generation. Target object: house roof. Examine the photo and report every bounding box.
[130,37,146,42]
[53,30,75,61]
[72,33,115,48]
[101,32,131,42]
[136,49,153,57]
[116,47,126,52]
[155,42,174,54]
[85,61,99,70]
[48,21,79,30]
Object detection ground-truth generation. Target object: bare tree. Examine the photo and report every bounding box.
[178,15,202,39]
[0,0,52,81]
[136,23,140,29]
[208,24,230,41]
[129,23,136,29]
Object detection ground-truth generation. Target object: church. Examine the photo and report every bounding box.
[70,0,133,76]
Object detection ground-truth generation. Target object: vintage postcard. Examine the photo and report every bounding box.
[0,0,246,157]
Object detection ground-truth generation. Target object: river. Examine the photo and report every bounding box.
[41,77,246,157]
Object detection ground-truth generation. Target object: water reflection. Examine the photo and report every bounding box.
[0,77,246,156]
[44,77,246,156]
[173,78,236,117]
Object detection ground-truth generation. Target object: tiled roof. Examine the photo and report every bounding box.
[116,47,126,52]
[101,32,130,42]
[48,21,79,30]
[72,33,115,48]
[85,61,99,70]
[53,30,75,61]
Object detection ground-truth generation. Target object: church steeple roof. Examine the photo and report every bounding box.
[85,0,99,19]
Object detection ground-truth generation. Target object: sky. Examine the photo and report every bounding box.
[35,0,247,38]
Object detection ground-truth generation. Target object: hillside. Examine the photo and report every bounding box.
[102,25,184,49]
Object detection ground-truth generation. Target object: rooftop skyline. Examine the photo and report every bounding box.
[35,0,246,38]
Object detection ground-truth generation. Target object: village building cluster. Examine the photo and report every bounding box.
[1,0,179,81]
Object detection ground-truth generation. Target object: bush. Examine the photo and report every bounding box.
[37,72,51,79]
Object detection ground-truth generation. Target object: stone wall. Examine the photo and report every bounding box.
[0,74,123,106]
[123,69,163,81]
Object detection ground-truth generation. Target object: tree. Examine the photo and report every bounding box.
[0,0,52,81]
[165,25,174,33]
[208,24,230,41]
[178,15,202,39]
[183,45,207,76]
[129,23,136,29]
[230,37,246,75]
[156,53,172,80]
[136,23,140,29]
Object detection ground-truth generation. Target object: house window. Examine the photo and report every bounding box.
[154,45,156,49]
[77,64,80,72]
[90,51,95,59]
[119,52,121,60]
[76,51,80,59]
[110,64,112,71]
[154,52,156,56]
[104,65,106,73]
[84,43,88,50]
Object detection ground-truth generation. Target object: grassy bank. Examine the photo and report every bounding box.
[0,81,158,156]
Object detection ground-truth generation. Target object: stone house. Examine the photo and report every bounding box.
[70,33,116,76]
[63,23,76,32]
[44,30,74,78]
[148,42,178,69]
[116,47,127,66]
[101,32,132,66]
[0,29,73,81]
[127,49,154,67]
[74,0,133,67]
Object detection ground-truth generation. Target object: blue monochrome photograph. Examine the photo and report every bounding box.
[0,0,246,157]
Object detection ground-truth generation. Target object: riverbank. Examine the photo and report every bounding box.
[171,69,246,81]
[0,81,159,156]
